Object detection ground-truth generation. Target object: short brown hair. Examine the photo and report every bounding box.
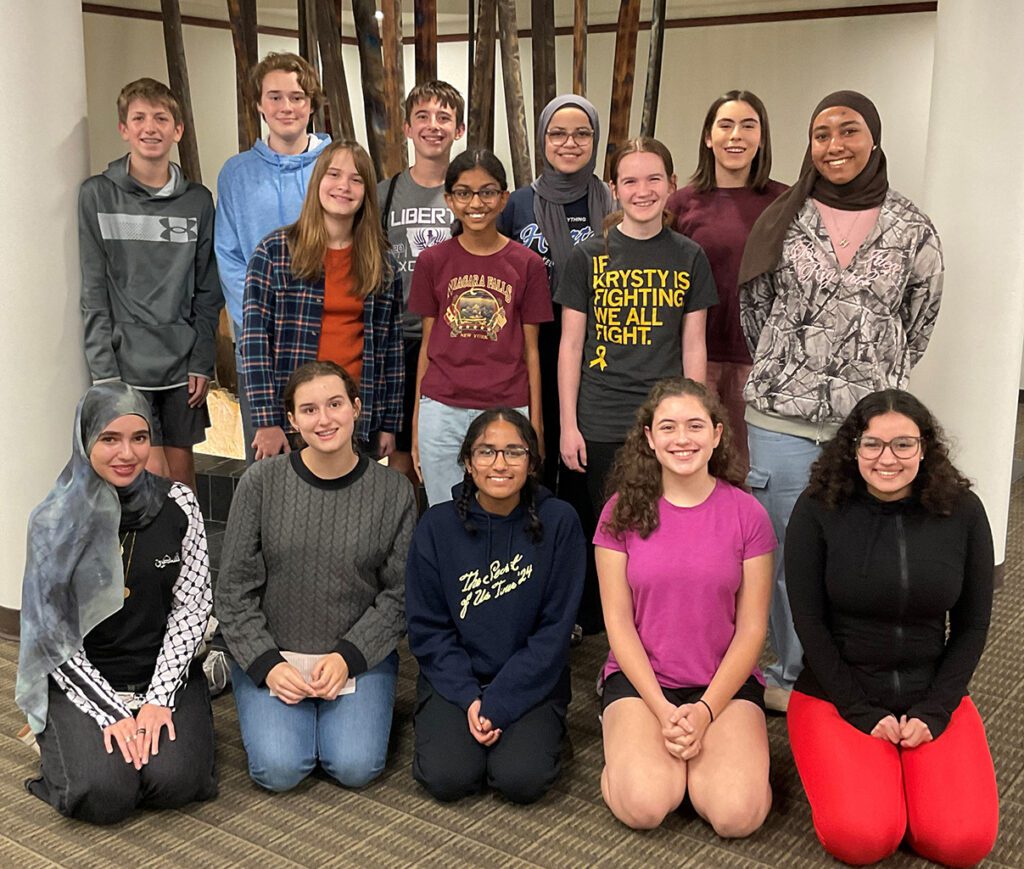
[116,78,183,126]
[250,52,323,114]
[283,360,359,415]
[404,80,465,127]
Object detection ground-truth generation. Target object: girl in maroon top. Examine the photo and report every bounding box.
[409,149,552,506]
[667,90,787,475]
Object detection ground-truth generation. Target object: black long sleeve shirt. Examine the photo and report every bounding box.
[786,488,993,738]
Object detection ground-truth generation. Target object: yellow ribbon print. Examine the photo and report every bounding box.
[588,345,607,371]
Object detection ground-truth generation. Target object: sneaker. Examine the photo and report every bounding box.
[203,649,230,696]
[16,724,39,756]
[764,684,791,713]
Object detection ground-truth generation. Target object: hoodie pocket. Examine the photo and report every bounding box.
[112,321,197,388]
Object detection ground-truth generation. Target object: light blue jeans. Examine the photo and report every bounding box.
[230,651,398,792]
[746,423,822,691]
[234,321,255,464]
[417,397,529,506]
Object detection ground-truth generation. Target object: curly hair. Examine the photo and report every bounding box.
[602,378,746,539]
[806,389,971,514]
[454,408,544,543]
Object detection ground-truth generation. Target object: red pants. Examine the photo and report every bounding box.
[788,691,998,867]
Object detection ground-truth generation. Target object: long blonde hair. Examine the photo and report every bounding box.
[286,140,391,297]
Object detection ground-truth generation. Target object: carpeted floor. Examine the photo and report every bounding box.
[2,481,1023,866]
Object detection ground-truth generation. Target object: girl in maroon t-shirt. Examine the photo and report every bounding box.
[408,150,552,506]
[666,90,787,475]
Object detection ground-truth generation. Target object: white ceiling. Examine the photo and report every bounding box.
[86,1,928,33]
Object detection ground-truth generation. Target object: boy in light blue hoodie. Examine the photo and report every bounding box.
[214,52,331,460]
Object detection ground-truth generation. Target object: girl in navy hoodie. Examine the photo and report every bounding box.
[406,408,585,803]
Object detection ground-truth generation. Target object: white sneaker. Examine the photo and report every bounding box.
[203,650,230,696]
[764,684,791,713]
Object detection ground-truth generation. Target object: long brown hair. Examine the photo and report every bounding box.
[603,378,745,539]
[690,90,774,193]
[603,136,675,240]
[286,140,392,296]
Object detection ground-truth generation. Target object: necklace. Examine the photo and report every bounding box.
[120,531,137,599]
[816,202,867,249]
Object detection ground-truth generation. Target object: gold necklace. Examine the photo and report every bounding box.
[120,531,137,598]
[818,202,867,249]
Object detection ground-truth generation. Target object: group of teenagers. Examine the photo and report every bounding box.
[14,49,1000,866]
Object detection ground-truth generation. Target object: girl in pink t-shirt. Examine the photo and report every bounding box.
[595,377,775,835]
[408,149,552,506]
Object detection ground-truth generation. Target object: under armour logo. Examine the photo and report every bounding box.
[159,217,198,243]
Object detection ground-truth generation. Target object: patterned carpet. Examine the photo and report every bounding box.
[1,481,1022,867]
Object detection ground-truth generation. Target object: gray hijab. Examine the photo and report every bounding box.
[531,94,614,283]
[16,382,170,732]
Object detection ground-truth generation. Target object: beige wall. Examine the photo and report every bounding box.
[83,11,935,199]
[1,2,91,611]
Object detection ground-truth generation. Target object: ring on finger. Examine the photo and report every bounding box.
[137,728,147,735]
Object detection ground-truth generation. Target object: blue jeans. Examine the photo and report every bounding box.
[234,322,255,464]
[417,397,529,506]
[746,423,822,691]
[230,652,398,792]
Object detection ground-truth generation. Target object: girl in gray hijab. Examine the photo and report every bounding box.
[498,95,613,633]
[17,382,217,823]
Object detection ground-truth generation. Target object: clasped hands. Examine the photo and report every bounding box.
[266,653,349,704]
[660,700,713,761]
[103,703,175,769]
[871,713,932,748]
[467,698,502,746]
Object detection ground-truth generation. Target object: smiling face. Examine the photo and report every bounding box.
[856,411,923,501]
[445,166,508,234]
[645,394,722,480]
[404,97,464,161]
[810,105,875,185]
[465,419,530,513]
[544,106,595,174]
[258,69,312,150]
[287,374,361,457]
[705,100,761,185]
[319,149,366,223]
[89,414,151,488]
[118,98,183,163]
[610,150,676,232]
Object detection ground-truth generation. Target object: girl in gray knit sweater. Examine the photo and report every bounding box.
[216,361,416,791]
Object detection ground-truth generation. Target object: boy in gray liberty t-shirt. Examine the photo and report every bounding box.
[378,80,465,475]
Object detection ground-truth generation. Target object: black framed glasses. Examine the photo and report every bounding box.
[856,436,923,460]
[449,187,503,204]
[545,128,595,146]
[471,446,530,465]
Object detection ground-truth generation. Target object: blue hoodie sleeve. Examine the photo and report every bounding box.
[214,162,248,327]
[405,515,482,710]
[478,505,586,730]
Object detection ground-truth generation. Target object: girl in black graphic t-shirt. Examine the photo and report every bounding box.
[18,383,215,824]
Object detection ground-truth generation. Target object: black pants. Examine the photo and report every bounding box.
[412,676,566,804]
[28,668,217,824]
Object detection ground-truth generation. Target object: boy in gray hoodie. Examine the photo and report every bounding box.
[79,78,222,488]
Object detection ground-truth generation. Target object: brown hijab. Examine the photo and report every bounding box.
[738,90,888,284]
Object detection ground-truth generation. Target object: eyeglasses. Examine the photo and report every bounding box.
[856,436,923,460]
[545,128,595,146]
[471,446,530,465]
[449,187,503,204]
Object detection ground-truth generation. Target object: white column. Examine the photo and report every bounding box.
[911,0,1024,566]
[0,0,90,623]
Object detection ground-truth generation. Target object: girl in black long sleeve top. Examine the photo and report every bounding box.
[784,389,997,868]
